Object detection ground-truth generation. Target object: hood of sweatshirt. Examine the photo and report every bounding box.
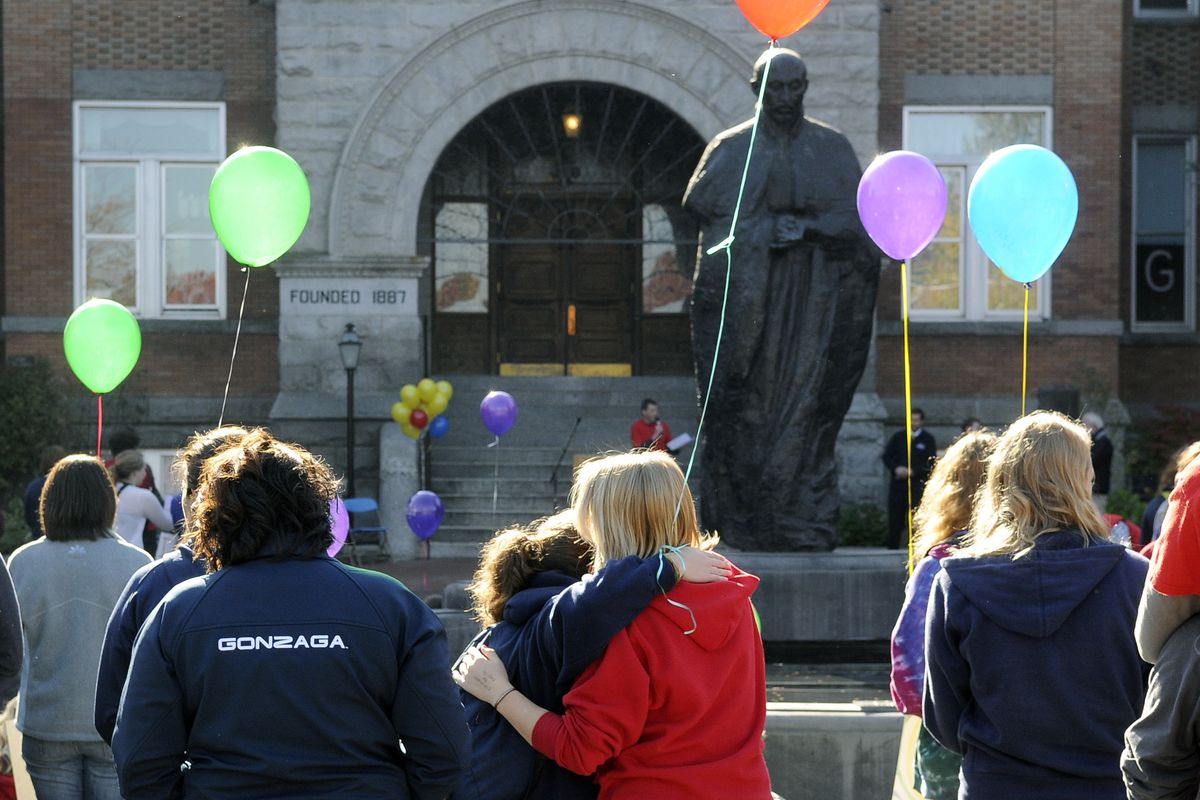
[502,571,577,627]
[941,530,1125,638]
[647,566,760,650]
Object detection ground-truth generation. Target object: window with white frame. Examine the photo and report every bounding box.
[74,102,226,319]
[1135,0,1198,19]
[903,107,1053,321]
[1132,135,1196,331]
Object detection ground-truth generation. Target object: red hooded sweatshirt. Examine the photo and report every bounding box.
[531,565,771,799]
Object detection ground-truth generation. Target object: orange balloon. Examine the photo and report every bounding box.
[734,0,830,40]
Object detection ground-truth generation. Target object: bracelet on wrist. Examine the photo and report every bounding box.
[493,687,518,710]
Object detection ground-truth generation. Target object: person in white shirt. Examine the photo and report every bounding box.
[109,451,173,552]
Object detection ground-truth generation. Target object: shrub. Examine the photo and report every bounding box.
[1106,488,1146,530]
[838,502,888,547]
[0,497,32,555]
[0,359,70,504]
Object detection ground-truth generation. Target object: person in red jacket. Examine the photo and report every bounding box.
[629,398,672,452]
[455,451,771,800]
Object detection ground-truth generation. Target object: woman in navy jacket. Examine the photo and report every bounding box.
[924,412,1149,800]
[112,429,469,799]
[451,510,730,800]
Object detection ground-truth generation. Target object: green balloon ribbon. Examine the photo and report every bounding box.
[63,299,141,394]
[209,146,311,267]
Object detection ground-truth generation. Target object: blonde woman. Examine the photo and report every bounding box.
[923,412,1149,800]
[889,430,995,799]
[456,451,771,799]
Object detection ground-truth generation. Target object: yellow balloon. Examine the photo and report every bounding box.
[436,380,453,400]
[400,384,420,406]
[427,393,449,416]
[391,402,411,425]
[418,378,437,403]
[401,424,421,440]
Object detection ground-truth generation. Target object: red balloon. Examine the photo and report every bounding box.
[410,409,429,429]
[734,0,830,40]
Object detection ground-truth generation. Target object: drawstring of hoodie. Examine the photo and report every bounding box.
[656,545,698,636]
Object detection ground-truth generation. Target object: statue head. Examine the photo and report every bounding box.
[751,48,808,131]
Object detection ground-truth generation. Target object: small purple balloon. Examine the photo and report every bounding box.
[406,490,444,541]
[480,390,518,437]
[857,150,948,261]
[327,497,349,558]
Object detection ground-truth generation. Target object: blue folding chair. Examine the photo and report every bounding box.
[342,497,392,566]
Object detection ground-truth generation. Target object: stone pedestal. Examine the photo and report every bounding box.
[379,423,421,560]
[835,392,886,507]
[732,550,906,641]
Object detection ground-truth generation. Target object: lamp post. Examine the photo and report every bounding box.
[338,323,362,497]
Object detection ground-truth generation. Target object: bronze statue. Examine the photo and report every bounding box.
[683,48,879,551]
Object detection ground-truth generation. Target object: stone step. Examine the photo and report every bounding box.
[429,477,568,495]
[436,495,569,512]
[442,509,564,529]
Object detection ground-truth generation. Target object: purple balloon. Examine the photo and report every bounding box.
[327,497,349,558]
[406,490,444,541]
[857,151,948,261]
[480,390,518,437]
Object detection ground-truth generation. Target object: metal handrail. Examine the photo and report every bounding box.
[549,416,583,497]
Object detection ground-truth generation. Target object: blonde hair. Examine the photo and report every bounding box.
[912,430,997,558]
[961,411,1109,558]
[109,449,145,483]
[570,451,717,571]
[466,510,592,627]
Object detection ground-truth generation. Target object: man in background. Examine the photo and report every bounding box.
[882,408,937,550]
[631,398,672,452]
[1083,412,1114,513]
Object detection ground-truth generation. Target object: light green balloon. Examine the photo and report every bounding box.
[63,299,141,394]
[209,146,311,267]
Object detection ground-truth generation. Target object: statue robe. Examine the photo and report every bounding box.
[683,116,879,550]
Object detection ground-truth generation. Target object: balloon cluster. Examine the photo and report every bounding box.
[392,379,453,440]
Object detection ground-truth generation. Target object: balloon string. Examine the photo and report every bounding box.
[491,435,500,518]
[218,268,252,427]
[902,261,915,576]
[1021,283,1031,417]
[675,52,774,523]
[96,395,104,462]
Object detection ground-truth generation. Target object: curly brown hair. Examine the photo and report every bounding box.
[467,510,592,627]
[174,426,251,500]
[184,429,339,571]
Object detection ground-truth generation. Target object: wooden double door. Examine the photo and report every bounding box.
[495,201,634,374]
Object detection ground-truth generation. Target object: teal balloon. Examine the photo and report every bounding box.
[63,299,141,394]
[967,144,1078,284]
[209,146,311,267]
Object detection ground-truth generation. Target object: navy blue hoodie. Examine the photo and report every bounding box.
[451,554,679,800]
[924,531,1149,800]
[96,544,207,744]
[112,555,469,799]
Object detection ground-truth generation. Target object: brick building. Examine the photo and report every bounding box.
[1,1,1196,536]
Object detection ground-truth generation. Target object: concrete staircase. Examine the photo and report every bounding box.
[426,376,700,557]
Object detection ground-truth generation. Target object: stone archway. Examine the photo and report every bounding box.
[326,0,753,259]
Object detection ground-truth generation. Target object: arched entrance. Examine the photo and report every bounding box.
[423,82,705,376]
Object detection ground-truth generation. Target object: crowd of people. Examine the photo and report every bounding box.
[1,408,1198,799]
[890,411,1200,800]
[1,426,769,799]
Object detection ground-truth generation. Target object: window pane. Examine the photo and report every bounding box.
[938,167,964,238]
[1139,0,1189,9]
[910,243,961,311]
[85,239,137,306]
[1136,142,1187,235]
[908,112,1046,156]
[80,106,221,156]
[987,261,1039,312]
[164,239,218,307]
[84,165,136,235]
[164,165,216,235]
[435,202,488,313]
[642,204,694,313]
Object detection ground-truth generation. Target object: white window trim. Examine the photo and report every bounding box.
[73,100,227,320]
[1130,134,1197,332]
[902,105,1054,323]
[1134,0,1199,19]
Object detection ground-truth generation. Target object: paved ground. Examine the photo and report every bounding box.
[363,556,478,601]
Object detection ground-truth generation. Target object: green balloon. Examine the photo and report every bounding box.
[63,299,141,394]
[209,146,311,267]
